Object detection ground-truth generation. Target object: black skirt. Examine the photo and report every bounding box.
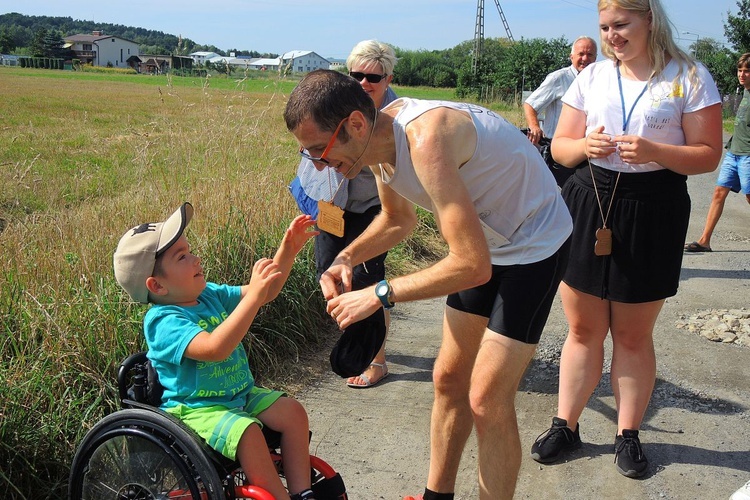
[562,163,690,303]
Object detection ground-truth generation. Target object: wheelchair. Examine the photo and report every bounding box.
[69,352,347,500]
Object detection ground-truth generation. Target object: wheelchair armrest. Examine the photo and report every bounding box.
[118,352,149,402]
[118,351,163,407]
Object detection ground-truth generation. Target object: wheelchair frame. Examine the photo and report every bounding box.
[68,352,347,500]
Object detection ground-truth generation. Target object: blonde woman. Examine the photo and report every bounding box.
[530,0,723,478]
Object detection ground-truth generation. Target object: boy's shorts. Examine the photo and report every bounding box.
[716,152,750,194]
[165,385,284,460]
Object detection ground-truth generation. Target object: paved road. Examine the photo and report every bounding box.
[298,164,750,499]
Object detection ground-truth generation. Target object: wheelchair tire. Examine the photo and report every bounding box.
[69,408,226,500]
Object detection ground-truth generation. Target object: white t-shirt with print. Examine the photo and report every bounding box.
[562,59,721,172]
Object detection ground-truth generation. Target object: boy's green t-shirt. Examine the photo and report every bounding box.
[730,89,750,155]
[144,282,255,409]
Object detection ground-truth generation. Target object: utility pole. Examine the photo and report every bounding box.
[683,31,701,59]
[472,0,514,74]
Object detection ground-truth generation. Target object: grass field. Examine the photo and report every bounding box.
[3,65,730,497]
[0,66,462,498]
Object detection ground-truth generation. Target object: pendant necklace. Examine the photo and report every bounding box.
[316,168,348,237]
[592,63,648,256]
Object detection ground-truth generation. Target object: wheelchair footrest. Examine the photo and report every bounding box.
[312,472,347,499]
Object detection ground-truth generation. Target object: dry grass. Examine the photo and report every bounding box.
[0,68,323,498]
[0,67,518,498]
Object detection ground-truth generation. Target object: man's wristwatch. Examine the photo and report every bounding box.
[375,279,395,309]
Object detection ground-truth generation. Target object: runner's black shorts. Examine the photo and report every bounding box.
[445,237,571,344]
[562,164,690,303]
[315,204,387,290]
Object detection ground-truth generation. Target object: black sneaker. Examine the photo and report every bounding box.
[530,417,582,463]
[614,429,648,478]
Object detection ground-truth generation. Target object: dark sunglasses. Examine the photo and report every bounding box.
[349,71,387,84]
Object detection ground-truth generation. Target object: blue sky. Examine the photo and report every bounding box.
[3,0,739,59]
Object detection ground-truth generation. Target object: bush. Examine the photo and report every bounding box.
[78,64,137,74]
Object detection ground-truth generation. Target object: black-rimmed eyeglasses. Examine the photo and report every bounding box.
[298,117,349,165]
[349,72,387,84]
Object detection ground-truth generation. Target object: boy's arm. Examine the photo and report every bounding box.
[263,214,317,303]
[184,259,281,362]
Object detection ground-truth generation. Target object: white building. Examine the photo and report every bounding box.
[280,50,330,73]
[189,51,222,65]
[328,58,346,71]
[247,57,281,71]
[64,31,139,67]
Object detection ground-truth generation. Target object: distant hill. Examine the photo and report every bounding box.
[0,12,277,57]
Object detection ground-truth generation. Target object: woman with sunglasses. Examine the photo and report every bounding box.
[293,40,397,389]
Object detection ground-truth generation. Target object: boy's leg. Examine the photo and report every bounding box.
[237,424,291,500]
[739,154,750,205]
[696,185,731,248]
[256,397,312,495]
[695,153,740,248]
[166,404,290,499]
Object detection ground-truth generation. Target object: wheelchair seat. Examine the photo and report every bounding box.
[117,351,284,450]
[69,351,347,500]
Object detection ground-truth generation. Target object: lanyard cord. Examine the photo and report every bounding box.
[589,158,620,229]
[617,63,649,134]
[326,168,347,203]
[589,63,648,229]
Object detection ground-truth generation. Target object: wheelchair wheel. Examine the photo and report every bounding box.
[69,408,226,500]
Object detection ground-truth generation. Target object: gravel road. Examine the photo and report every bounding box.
[297,164,750,500]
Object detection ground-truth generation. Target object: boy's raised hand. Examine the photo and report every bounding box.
[282,214,319,254]
[248,258,282,303]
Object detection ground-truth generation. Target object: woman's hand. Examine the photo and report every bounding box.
[585,126,618,159]
[614,134,656,165]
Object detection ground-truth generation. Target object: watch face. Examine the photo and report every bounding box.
[376,283,388,296]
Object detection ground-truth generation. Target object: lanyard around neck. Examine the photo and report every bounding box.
[326,167,346,203]
[617,64,649,133]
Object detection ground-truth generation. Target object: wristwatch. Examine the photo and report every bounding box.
[375,279,395,309]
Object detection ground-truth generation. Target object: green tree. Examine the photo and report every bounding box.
[457,37,512,99]
[42,29,64,58]
[0,27,15,53]
[30,27,47,57]
[724,0,750,53]
[205,60,228,76]
[393,48,460,87]
[689,37,737,95]
[457,37,571,102]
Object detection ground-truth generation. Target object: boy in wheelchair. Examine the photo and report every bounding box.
[113,202,319,500]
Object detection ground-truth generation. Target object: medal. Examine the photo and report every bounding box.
[587,63,646,257]
[589,159,620,258]
[314,167,347,237]
[594,227,612,256]
[317,200,345,237]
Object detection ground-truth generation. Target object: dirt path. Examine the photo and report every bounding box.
[298,167,750,500]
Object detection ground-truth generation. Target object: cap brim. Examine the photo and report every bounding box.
[156,202,193,257]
